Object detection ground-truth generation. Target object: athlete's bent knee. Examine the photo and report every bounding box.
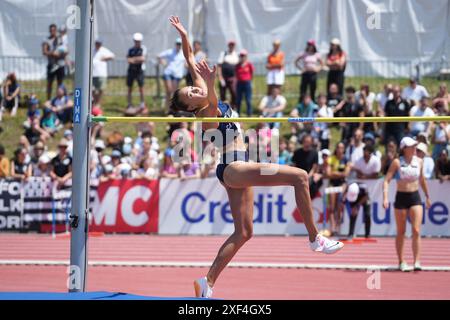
[293,168,309,186]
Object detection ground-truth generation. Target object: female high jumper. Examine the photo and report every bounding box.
[168,16,344,298]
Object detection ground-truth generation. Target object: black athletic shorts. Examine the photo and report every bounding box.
[216,151,249,184]
[394,191,422,210]
[127,69,144,87]
[47,65,65,83]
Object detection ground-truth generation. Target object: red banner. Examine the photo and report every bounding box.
[90,179,159,233]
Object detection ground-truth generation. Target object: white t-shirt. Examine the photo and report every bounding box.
[353,154,381,176]
[93,46,115,78]
[423,156,435,179]
[159,48,186,79]
[346,143,365,164]
[260,95,286,117]
[355,91,376,109]
[376,92,393,110]
[217,50,239,65]
[402,85,429,102]
[410,106,435,133]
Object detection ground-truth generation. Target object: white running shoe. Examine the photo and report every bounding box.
[310,234,344,254]
[399,261,409,272]
[194,277,213,298]
[414,261,422,271]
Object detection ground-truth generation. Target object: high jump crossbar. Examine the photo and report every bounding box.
[91,116,450,123]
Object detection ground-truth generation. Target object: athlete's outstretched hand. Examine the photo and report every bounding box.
[196,60,216,84]
[169,16,187,36]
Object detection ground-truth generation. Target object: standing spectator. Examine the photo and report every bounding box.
[2,73,20,116]
[334,86,364,144]
[0,144,9,178]
[217,40,239,108]
[160,148,178,178]
[50,139,72,189]
[47,85,73,125]
[384,85,411,146]
[158,38,186,110]
[409,96,435,138]
[235,49,254,116]
[42,24,66,100]
[355,84,376,112]
[126,32,147,114]
[376,83,393,115]
[432,83,449,114]
[327,83,342,110]
[258,86,286,130]
[327,142,351,236]
[416,142,434,180]
[314,93,333,150]
[295,40,323,101]
[352,144,381,179]
[381,140,398,175]
[345,128,365,164]
[92,39,115,106]
[402,77,429,106]
[10,147,32,181]
[185,40,207,86]
[342,182,371,239]
[435,149,450,183]
[431,120,450,160]
[326,38,346,96]
[178,159,200,180]
[290,94,317,137]
[266,39,285,93]
[34,155,52,177]
[291,134,319,179]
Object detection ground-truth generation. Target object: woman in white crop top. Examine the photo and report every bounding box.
[383,137,431,272]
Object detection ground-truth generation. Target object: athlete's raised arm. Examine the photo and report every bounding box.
[169,16,206,91]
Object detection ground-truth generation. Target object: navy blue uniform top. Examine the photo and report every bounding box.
[127,46,146,72]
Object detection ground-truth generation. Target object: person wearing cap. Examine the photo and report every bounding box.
[42,24,65,100]
[2,72,20,117]
[416,142,434,179]
[235,49,254,116]
[326,38,346,96]
[47,84,74,125]
[409,96,435,138]
[93,39,115,106]
[50,138,72,189]
[217,39,239,108]
[185,40,207,86]
[126,32,147,113]
[266,39,285,93]
[342,182,371,239]
[383,85,411,146]
[295,40,323,101]
[158,38,187,110]
[383,136,431,272]
[34,154,52,177]
[402,77,429,106]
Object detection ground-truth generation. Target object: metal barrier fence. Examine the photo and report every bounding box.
[1,55,449,98]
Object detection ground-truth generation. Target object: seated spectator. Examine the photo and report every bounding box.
[432,83,449,114]
[50,138,72,189]
[110,149,123,177]
[314,93,333,150]
[334,86,364,144]
[277,137,292,165]
[435,148,450,183]
[64,129,73,157]
[327,83,342,110]
[376,83,393,115]
[10,147,32,181]
[352,145,381,179]
[0,144,10,178]
[2,72,20,116]
[25,95,42,128]
[34,154,52,177]
[22,118,51,146]
[121,141,134,166]
[160,148,178,179]
[40,106,59,136]
[135,155,159,180]
[416,142,434,180]
[258,86,286,130]
[290,94,317,136]
[402,77,429,106]
[409,96,435,138]
[47,85,73,125]
[384,85,410,146]
[345,128,365,164]
[178,159,200,180]
[355,84,376,111]
[381,139,398,175]
[100,164,115,182]
[431,120,450,160]
[134,136,159,170]
[30,141,46,172]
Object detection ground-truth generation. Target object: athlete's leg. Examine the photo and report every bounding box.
[409,205,423,264]
[223,162,318,241]
[206,186,254,287]
[394,208,408,264]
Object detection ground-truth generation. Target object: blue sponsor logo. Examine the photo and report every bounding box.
[73,88,81,123]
